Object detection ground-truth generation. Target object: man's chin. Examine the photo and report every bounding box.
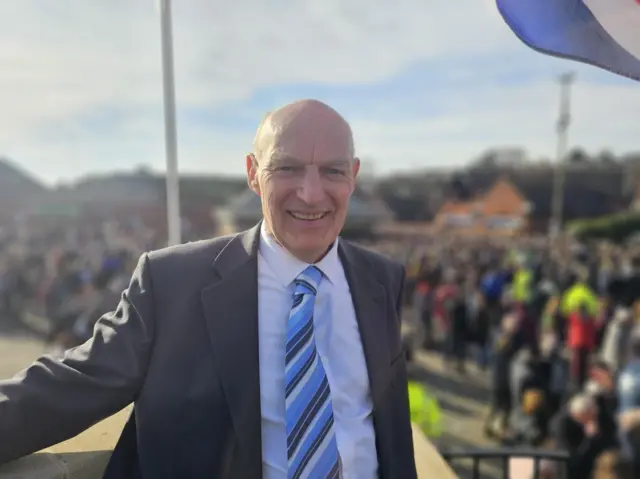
[284,237,334,263]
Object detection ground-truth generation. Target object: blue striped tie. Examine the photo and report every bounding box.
[285,265,341,479]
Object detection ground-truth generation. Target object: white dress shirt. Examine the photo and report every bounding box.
[257,224,378,478]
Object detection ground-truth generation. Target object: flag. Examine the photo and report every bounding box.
[496,0,640,81]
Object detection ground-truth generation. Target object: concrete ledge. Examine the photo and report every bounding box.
[0,451,112,479]
[411,424,458,479]
[0,407,130,479]
[0,409,456,479]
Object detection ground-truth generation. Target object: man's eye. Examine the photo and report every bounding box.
[327,168,345,175]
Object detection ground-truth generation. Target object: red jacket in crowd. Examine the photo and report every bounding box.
[567,311,596,350]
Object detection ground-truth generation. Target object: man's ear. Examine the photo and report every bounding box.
[246,153,261,195]
[352,157,361,178]
[350,157,361,193]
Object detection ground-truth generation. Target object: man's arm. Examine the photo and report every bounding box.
[0,253,156,464]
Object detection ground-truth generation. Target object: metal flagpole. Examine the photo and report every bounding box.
[549,72,575,238]
[159,0,182,246]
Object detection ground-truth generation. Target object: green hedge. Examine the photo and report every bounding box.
[567,212,640,242]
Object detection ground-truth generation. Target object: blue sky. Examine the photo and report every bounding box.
[0,0,639,185]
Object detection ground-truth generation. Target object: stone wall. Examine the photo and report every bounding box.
[0,410,456,478]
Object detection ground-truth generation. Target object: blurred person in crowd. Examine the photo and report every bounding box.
[514,334,567,446]
[511,254,534,306]
[561,268,599,319]
[586,361,619,446]
[535,333,570,425]
[514,295,539,356]
[480,261,507,327]
[541,295,563,339]
[600,307,634,375]
[554,393,614,479]
[617,333,640,415]
[413,264,434,349]
[594,296,613,350]
[608,256,640,308]
[567,302,597,391]
[42,254,89,351]
[0,258,30,325]
[0,99,418,478]
[617,416,640,478]
[484,311,522,440]
[403,251,422,306]
[531,272,556,319]
[433,268,457,328]
[442,277,468,375]
[472,293,492,371]
[508,347,548,446]
[592,450,634,479]
[597,259,614,296]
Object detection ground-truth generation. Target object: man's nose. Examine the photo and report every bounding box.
[296,169,325,205]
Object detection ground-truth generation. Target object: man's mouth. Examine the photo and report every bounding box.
[288,211,330,221]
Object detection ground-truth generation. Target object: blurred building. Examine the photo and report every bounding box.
[0,166,248,239]
[0,158,48,222]
[490,147,527,166]
[433,172,630,236]
[433,178,532,236]
[375,171,450,222]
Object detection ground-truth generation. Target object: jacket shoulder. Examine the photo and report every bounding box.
[147,235,234,262]
[340,240,404,288]
[143,234,236,280]
[341,240,403,273]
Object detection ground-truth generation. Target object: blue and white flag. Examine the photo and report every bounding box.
[496,0,640,81]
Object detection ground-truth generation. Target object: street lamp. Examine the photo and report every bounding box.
[549,72,576,238]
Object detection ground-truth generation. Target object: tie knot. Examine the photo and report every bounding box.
[294,265,323,296]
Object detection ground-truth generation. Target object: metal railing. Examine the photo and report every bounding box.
[441,447,570,479]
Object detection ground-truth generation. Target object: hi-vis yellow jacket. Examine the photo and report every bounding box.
[408,382,442,439]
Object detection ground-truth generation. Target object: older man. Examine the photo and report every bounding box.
[554,392,618,479]
[0,99,417,478]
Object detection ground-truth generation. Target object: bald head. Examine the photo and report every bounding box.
[246,99,359,264]
[252,99,355,163]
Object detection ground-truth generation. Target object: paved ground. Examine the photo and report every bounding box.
[410,350,511,478]
[0,327,47,380]
[1,320,509,478]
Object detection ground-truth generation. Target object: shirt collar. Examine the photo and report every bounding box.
[259,222,340,287]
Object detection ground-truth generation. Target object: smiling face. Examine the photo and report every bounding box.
[246,100,359,263]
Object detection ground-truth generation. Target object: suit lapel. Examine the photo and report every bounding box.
[339,242,400,478]
[198,229,394,477]
[338,242,391,411]
[200,224,263,477]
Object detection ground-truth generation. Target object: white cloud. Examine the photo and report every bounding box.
[0,0,638,184]
[352,79,640,170]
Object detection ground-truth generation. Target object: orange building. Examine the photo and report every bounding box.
[432,178,532,236]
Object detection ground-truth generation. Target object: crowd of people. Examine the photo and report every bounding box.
[372,235,640,478]
[0,218,176,351]
[4,219,640,478]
